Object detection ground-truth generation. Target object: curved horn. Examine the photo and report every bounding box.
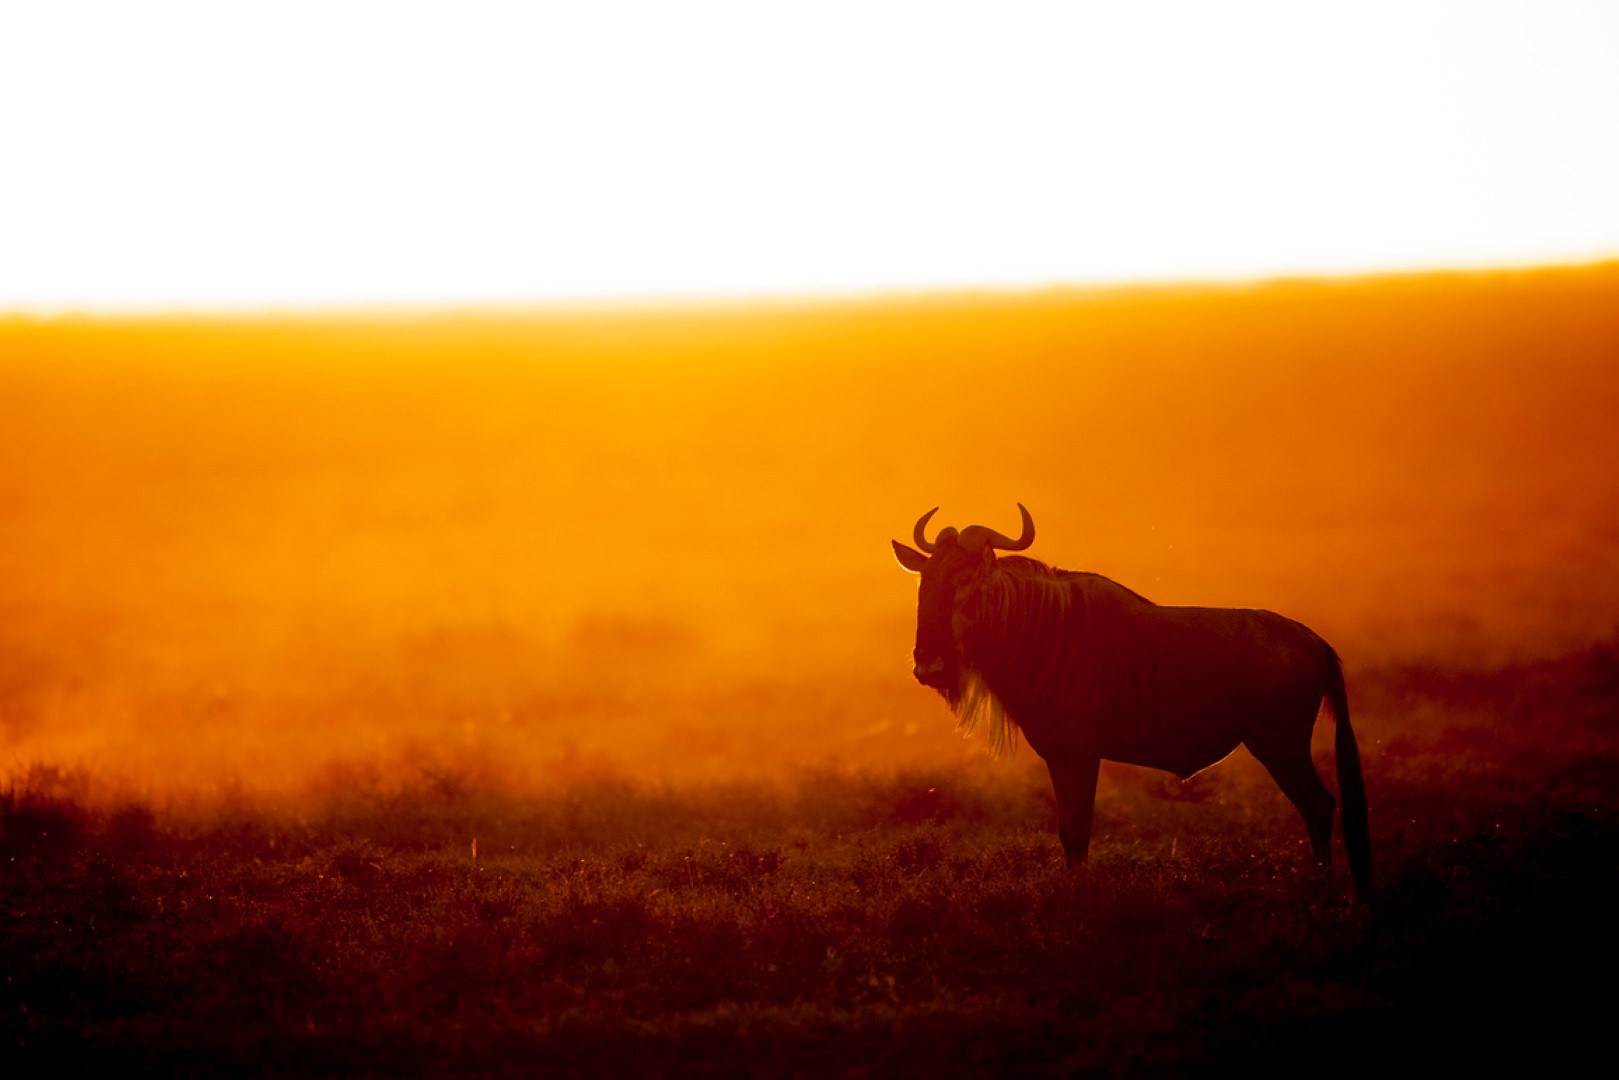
[979,503,1035,551]
[912,507,942,553]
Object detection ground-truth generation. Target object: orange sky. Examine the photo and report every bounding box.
[3,265,1618,797]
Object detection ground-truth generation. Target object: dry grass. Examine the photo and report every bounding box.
[4,645,1615,1076]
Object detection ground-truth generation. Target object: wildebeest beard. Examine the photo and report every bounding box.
[942,665,1019,758]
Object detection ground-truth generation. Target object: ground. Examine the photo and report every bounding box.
[5,646,1615,1076]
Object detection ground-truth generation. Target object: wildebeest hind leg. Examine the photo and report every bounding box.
[1247,733,1336,864]
[1045,752,1101,868]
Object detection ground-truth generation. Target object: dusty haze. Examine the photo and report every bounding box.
[3,265,1617,799]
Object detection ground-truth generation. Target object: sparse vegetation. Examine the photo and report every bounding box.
[4,647,1615,1076]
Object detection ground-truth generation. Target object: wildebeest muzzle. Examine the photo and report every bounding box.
[912,652,951,689]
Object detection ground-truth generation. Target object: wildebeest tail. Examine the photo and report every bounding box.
[1324,646,1372,897]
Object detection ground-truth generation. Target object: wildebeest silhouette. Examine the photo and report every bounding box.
[892,504,1371,894]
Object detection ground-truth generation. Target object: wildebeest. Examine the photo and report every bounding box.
[891,504,1371,894]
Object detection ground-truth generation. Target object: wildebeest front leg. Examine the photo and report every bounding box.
[1045,752,1102,868]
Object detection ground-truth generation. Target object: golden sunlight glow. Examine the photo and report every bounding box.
[3,1,1617,309]
[4,266,1618,794]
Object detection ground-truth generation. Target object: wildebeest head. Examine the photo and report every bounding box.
[891,504,1034,701]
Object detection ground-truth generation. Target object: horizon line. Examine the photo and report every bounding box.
[4,254,1616,323]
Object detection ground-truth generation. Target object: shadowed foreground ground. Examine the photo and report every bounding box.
[5,647,1616,1076]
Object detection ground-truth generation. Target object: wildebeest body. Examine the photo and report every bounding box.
[983,566,1331,777]
[894,506,1372,895]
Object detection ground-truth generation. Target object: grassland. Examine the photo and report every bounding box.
[5,644,1616,1076]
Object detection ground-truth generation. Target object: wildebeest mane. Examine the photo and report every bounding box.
[996,556,1156,604]
[955,557,1156,757]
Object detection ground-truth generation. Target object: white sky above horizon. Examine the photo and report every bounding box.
[2,1,1616,311]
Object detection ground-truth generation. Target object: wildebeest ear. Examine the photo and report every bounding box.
[891,540,928,573]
